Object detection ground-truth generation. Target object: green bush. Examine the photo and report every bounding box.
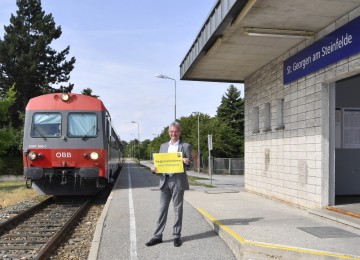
[0,155,23,176]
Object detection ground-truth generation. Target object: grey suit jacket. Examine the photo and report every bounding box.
[157,141,192,190]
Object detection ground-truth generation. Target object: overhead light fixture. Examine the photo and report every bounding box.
[244,27,314,39]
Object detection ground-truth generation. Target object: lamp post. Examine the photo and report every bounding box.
[192,112,201,173]
[131,121,140,162]
[155,74,176,121]
[150,133,157,160]
[130,134,135,158]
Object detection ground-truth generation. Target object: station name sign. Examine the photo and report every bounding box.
[283,15,360,84]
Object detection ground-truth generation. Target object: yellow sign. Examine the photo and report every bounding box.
[153,152,184,174]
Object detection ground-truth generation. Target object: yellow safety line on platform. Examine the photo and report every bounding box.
[326,206,360,219]
[196,208,360,260]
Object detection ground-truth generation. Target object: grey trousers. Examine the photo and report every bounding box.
[153,175,185,239]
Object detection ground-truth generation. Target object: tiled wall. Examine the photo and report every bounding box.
[244,7,360,209]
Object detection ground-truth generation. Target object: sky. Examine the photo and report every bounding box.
[0,1,243,142]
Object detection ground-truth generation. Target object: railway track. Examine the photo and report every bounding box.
[49,201,105,259]
[0,196,91,259]
[50,183,113,259]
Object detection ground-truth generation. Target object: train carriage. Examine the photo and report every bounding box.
[22,93,123,195]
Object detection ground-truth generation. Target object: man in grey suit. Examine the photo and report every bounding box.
[146,122,192,247]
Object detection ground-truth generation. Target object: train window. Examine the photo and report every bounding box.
[111,127,120,149]
[68,113,97,138]
[31,113,61,138]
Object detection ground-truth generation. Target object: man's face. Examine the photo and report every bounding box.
[169,126,181,143]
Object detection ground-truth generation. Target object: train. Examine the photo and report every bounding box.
[22,92,123,195]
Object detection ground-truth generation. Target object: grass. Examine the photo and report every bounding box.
[188,176,214,188]
[0,180,39,209]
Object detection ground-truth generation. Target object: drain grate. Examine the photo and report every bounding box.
[298,226,359,238]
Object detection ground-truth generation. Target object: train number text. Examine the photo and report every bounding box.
[28,144,47,148]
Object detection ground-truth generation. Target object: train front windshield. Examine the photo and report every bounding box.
[31,113,61,138]
[68,113,97,138]
[30,112,97,139]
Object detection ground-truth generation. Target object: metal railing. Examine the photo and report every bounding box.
[180,0,237,78]
[197,157,244,175]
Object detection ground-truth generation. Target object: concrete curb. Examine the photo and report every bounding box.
[88,190,114,260]
[196,207,360,260]
[309,209,360,230]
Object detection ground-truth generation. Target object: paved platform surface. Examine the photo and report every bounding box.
[90,161,360,259]
[89,161,237,260]
[140,161,360,259]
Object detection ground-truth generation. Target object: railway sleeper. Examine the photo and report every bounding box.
[0,239,47,244]
[0,254,37,259]
[1,233,53,238]
[0,245,41,250]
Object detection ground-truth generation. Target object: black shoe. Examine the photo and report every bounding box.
[174,238,182,247]
[145,237,163,247]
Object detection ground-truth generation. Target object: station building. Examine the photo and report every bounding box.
[180,0,360,209]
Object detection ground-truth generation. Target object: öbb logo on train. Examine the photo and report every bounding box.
[55,152,72,158]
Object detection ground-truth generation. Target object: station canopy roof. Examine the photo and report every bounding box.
[179,0,360,83]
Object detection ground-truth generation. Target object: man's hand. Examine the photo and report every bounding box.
[151,166,157,174]
[182,158,190,166]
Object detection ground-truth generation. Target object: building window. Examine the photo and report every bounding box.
[263,102,271,132]
[276,99,285,130]
[253,106,260,134]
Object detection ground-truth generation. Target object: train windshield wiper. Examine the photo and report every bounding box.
[82,125,96,140]
[33,125,47,141]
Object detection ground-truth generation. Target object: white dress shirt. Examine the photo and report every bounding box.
[165,140,179,176]
[168,140,179,153]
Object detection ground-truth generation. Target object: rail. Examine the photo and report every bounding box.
[0,197,92,259]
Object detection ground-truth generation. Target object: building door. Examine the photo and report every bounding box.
[333,75,360,205]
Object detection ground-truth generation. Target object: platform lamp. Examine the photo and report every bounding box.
[130,134,135,158]
[192,112,200,173]
[131,121,140,162]
[155,74,176,121]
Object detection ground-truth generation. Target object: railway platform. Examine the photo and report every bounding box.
[89,160,360,259]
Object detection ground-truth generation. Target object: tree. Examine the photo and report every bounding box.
[0,85,17,155]
[216,85,244,136]
[140,139,151,159]
[216,85,244,157]
[81,88,99,98]
[0,84,16,125]
[126,140,136,158]
[139,85,245,161]
[206,117,243,158]
[0,0,76,127]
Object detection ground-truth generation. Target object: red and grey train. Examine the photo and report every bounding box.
[22,93,123,195]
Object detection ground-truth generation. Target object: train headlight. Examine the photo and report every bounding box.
[60,93,70,102]
[90,152,99,160]
[28,151,38,161]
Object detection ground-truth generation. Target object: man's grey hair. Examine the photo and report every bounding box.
[169,122,181,132]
